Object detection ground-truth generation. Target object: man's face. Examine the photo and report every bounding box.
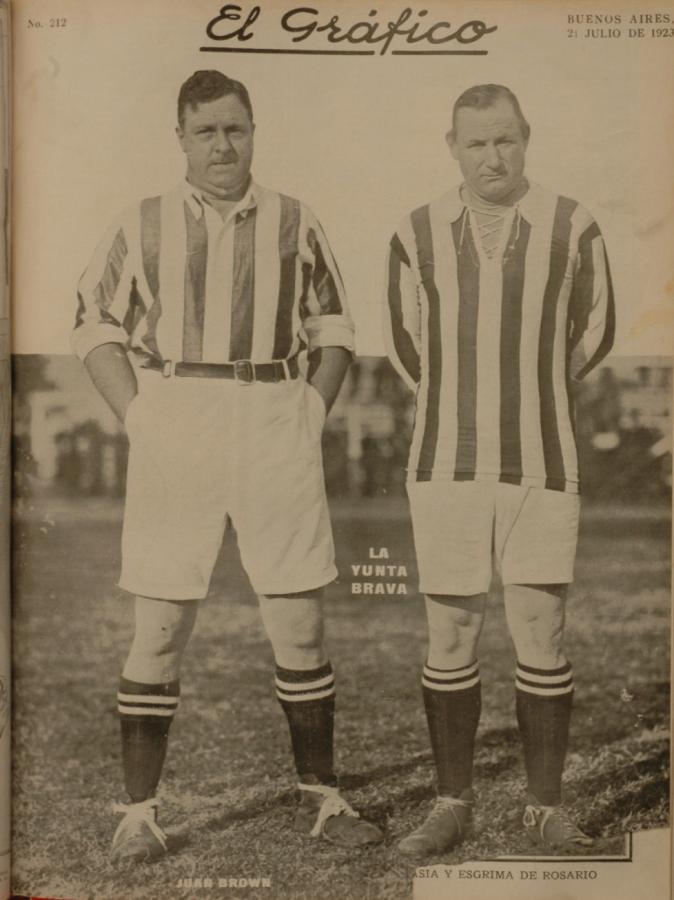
[177,93,254,198]
[447,97,528,203]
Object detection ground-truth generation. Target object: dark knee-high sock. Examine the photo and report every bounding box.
[515,661,574,805]
[422,660,481,797]
[275,662,336,786]
[118,677,180,803]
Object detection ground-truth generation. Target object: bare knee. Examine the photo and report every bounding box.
[505,584,567,668]
[123,596,198,683]
[425,593,486,669]
[428,604,479,655]
[258,591,326,670]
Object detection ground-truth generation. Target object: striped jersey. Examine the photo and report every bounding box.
[384,182,615,492]
[73,180,354,364]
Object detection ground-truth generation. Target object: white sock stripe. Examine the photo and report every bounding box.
[423,660,479,679]
[422,667,480,689]
[118,705,177,717]
[117,693,180,705]
[516,679,574,697]
[515,668,573,685]
[422,673,481,692]
[275,673,335,692]
[276,686,336,702]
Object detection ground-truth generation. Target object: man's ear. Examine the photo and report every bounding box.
[176,125,186,152]
[445,130,459,160]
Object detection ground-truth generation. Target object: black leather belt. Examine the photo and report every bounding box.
[140,356,299,383]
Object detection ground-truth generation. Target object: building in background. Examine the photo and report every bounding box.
[12,355,672,504]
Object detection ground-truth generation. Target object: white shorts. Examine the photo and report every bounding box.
[119,370,335,600]
[406,481,580,596]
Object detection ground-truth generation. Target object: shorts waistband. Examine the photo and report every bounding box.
[139,355,299,384]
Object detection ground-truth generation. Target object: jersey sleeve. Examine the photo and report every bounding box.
[568,219,616,381]
[71,211,136,361]
[382,230,421,391]
[298,206,355,354]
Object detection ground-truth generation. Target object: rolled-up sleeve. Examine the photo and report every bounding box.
[299,208,355,354]
[71,215,135,361]
[382,230,421,391]
[568,219,616,381]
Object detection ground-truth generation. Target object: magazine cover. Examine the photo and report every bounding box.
[10,1,672,899]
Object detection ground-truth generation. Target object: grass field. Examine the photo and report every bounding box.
[11,495,671,900]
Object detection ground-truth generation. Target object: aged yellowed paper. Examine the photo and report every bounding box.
[0,2,10,898]
[9,1,672,899]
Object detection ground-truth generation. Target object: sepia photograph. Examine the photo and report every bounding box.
[8,1,673,899]
[10,352,672,899]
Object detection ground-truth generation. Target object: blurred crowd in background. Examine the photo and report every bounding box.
[12,355,672,506]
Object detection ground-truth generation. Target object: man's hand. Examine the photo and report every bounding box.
[83,343,138,424]
[306,347,352,415]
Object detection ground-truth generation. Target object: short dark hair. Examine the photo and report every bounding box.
[450,84,530,141]
[177,70,253,127]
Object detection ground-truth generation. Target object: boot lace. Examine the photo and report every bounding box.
[112,798,167,850]
[421,795,472,835]
[406,797,473,835]
[523,803,587,844]
[297,783,360,837]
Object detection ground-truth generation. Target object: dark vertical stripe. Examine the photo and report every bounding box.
[452,210,480,479]
[387,234,420,385]
[272,195,301,358]
[568,221,599,355]
[140,198,160,299]
[411,205,442,481]
[229,209,256,360]
[140,197,162,358]
[299,263,312,319]
[574,242,615,380]
[499,216,531,483]
[307,227,342,315]
[122,279,147,336]
[74,291,86,328]
[565,222,598,455]
[182,202,208,361]
[539,196,577,490]
[91,228,128,316]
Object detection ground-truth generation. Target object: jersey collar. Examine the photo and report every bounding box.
[443,179,536,223]
[182,177,259,220]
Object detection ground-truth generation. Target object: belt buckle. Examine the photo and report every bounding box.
[234,359,255,385]
[162,359,173,378]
